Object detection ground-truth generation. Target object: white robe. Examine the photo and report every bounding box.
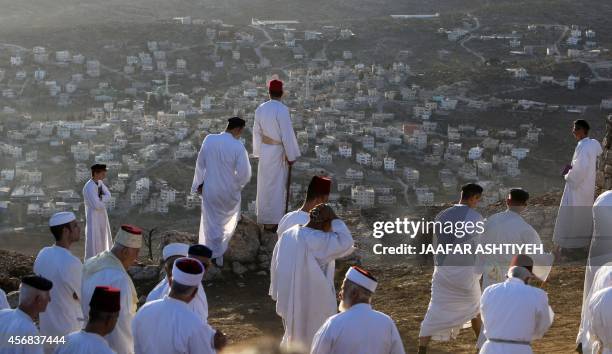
[270,220,354,350]
[311,303,405,354]
[578,264,612,353]
[0,308,43,354]
[82,252,137,354]
[132,296,215,354]
[54,331,115,354]
[145,277,209,323]
[589,287,612,354]
[419,205,483,340]
[553,138,602,248]
[269,210,310,300]
[253,100,301,224]
[191,132,252,259]
[0,289,8,310]
[480,278,554,354]
[83,179,113,260]
[33,246,83,352]
[582,191,612,313]
[479,210,542,289]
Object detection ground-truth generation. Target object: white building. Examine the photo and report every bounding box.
[383,157,396,172]
[468,146,484,160]
[356,152,372,166]
[351,186,375,208]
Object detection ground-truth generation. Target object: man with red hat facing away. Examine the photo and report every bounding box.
[479,255,554,354]
[55,286,121,354]
[253,78,301,231]
[81,225,142,354]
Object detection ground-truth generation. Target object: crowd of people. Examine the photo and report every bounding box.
[0,79,610,354]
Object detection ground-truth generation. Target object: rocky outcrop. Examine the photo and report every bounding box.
[597,115,612,192]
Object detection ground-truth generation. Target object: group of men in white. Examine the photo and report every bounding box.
[0,76,611,354]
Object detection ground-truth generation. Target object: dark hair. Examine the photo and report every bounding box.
[461,183,483,200]
[269,90,283,98]
[574,119,590,133]
[509,188,529,204]
[171,282,197,296]
[227,117,246,130]
[49,223,72,241]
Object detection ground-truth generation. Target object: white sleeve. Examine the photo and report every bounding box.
[532,292,554,340]
[100,182,111,203]
[565,144,588,185]
[67,261,83,302]
[188,324,215,354]
[252,111,262,158]
[279,108,301,162]
[312,220,354,263]
[84,182,107,210]
[235,145,252,188]
[106,275,135,354]
[389,321,406,354]
[191,139,207,194]
[310,320,333,354]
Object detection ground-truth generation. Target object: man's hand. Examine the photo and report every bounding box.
[213,330,227,351]
[197,184,203,195]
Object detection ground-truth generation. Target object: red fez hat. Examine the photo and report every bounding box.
[268,79,283,93]
[352,266,377,282]
[90,286,121,313]
[509,254,534,273]
[121,224,143,235]
[309,175,332,196]
[175,258,204,274]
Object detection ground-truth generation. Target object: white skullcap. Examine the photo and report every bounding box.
[49,212,76,227]
[172,257,204,286]
[115,225,143,249]
[162,243,189,261]
[345,266,378,293]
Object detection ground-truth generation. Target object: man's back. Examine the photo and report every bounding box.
[199,132,250,197]
[55,331,115,354]
[132,297,214,354]
[312,304,405,354]
[34,246,83,338]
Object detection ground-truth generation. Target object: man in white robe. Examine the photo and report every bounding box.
[34,212,84,353]
[479,189,543,289]
[83,163,113,260]
[0,289,8,310]
[311,266,405,354]
[270,176,332,301]
[418,184,484,354]
[146,244,212,324]
[0,275,53,354]
[480,256,554,354]
[270,204,354,351]
[578,263,612,353]
[578,190,612,353]
[253,79,301,229]
[132,258,222,354]
[192,117,252,267]
[55,286,120,354]
[553,120,603,252]
[82,225,142,354]
[589,286,612,354]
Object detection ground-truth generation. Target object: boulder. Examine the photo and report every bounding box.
[128,265,160,282]
[259,229,278,254]
[224,215,261,264]
[232,262,248,276]
[7,291,19,309]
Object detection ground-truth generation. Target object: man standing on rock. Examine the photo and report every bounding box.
[311,266,405,354]
[191,116,252,268]
[418,183,484,354]
[553,119,602,255]
[253,79,301,232]
[270,203,354,351]
[34,212,84,353]
[0,275,53,354]
[83,163,113,260]
[82,225,142,354]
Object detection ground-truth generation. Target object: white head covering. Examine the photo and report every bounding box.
[172,257,204,286]
[115,225,142,249]
[346,266,378,293]
[49,212,76,227]
[162,243,189,261]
